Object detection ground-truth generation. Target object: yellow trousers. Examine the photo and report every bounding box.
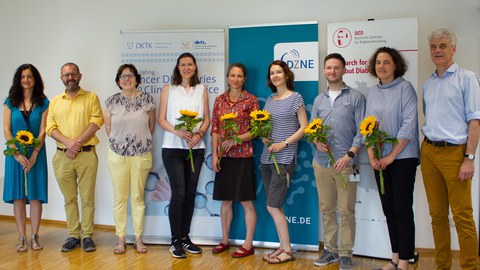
[53,149,98,239]
[107,149,152,237]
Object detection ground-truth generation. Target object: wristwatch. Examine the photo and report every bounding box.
[284,140,289,148]
[347,151,355,158]
[464,154,475,160]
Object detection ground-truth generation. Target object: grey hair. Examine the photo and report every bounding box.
[428,28,457,47]
[61,62,81,73]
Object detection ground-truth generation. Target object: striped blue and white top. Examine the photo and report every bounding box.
[260,91,305,165]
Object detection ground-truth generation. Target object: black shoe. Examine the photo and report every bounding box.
[181,237,202,254]
[61,237,81,252]
[82,237,96,252]
[170,239,186,258]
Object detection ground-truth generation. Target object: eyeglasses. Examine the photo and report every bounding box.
[61,73,80,78]
[120,74,135,80]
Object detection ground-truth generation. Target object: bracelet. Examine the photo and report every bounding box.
[195,130,204,137]
[34,148,40,153]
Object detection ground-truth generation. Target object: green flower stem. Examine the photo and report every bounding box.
[379,168,385,194]
[21,148,28,196]
[374,144,384,194]
[188,148,195,173]
[271,153,281,175]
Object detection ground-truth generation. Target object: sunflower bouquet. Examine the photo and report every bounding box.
[174,109,204,172]
[217,112,242,170]
[4,130,41,195]
[249,109,280,174]
[359,115,398,194]
[304,118,347,189]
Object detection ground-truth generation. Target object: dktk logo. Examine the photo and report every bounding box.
[136,42,153,49]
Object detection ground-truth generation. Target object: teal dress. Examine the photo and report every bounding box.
[3,97,49,204]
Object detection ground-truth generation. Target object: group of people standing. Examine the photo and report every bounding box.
[3,28,479,270]
[312,28,479,270]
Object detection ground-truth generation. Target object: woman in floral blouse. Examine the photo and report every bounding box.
[104,64,156,254]
[210,63,259,258]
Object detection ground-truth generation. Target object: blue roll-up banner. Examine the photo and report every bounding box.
[229,22,319,250]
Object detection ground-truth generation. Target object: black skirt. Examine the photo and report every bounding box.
[213,157,256,201]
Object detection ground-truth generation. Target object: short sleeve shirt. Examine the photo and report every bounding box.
[211,90,259,158]
[260,91,304,164]
[105,92,155,156]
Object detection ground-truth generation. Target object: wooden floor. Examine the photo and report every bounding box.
[0,218,474,270]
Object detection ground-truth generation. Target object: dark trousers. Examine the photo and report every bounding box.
[374,158,418,260]
[162,148,204,241]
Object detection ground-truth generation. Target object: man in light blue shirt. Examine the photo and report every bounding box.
[311,53,365,270]
[421,28,480,270]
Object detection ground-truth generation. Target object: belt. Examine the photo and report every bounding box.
[57,145,94,152]
[424,137,460,147]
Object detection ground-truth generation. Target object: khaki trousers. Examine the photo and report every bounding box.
[53,149,98,239]
[313,160,357,257]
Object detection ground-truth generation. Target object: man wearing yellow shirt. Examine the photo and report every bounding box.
[46,62,104,252]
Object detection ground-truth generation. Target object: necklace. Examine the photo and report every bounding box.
[21,100,33,123]
[229,90,242,103]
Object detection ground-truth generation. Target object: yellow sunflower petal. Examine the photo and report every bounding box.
[306,118,323,133]
[180,109,199,118]
[250,110,270,121]
[359,115,377,136]
[16,130,34,145]
[220,112,237,121]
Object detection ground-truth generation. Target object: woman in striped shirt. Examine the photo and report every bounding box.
[260,60,308,264]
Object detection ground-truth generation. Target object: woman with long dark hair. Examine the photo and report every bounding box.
[158,52,210,258]
[3,64,49,252]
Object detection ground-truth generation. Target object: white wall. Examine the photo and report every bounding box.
[0,0,479,250]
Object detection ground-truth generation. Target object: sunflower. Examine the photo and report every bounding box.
[359,116,377,136]
[16,130,34,145]
[250,110,270,121]
[179,109,198,118]
[220,112,237,121]
[304,118,323,134]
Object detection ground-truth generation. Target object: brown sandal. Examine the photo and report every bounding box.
[114,238,126,255]
[17,236,27,252]
[262,248,284,261]
[267,250,295,264]
[31,234,43,251]
[133,239,148,253]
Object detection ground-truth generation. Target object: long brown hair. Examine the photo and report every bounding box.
[171,52,200,86]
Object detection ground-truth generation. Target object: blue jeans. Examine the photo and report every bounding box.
[162,148,204,241]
